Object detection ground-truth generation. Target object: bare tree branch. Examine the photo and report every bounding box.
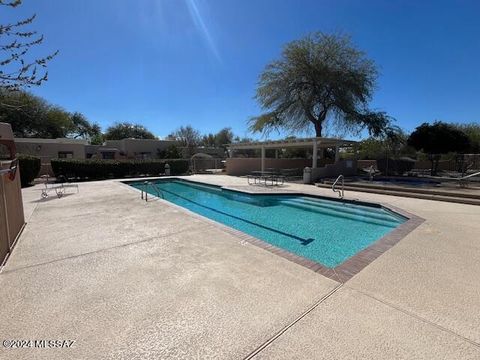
[0,1,58,91]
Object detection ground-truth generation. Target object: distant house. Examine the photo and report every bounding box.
[15,138,90,177]
[103,138,177,160]
[14,138,123,175]
[14,137,220,176]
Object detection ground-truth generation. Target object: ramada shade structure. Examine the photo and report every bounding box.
[227,137,358,172]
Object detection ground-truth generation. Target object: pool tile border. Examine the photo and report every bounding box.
[121,178,425,283]
[207,207,424,283]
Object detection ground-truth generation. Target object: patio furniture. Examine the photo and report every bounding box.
[40,175,79,199]
[247,171,285,186]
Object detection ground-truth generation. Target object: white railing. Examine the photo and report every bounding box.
[141,181,164,201]
[332,174,344,199]
[459,171,480,188]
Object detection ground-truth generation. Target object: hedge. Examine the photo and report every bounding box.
[51,159,189,180]
[18,154,41,187]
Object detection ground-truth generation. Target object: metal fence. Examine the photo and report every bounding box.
[190,158,225,174]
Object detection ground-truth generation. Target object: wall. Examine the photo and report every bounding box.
[105,139,177,159]
[0,123,25,265]
[186,147,225,158]
[226,158,312,176]
[191,158,225,172]
[15,139,88,176]
[0,163,25,264]
[310,160,358,182]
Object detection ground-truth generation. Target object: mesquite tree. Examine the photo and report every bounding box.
[250,32,391,138]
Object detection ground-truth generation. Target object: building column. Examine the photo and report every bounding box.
[275,149,278,159]
[261,146,266,172]
[312,141,318,168]
[318,143,324,160]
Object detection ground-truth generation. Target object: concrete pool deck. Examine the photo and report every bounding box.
[0,175,479,359]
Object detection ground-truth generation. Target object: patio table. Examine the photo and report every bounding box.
[248,171,285,186]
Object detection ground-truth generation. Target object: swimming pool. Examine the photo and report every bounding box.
[129,179,406,268]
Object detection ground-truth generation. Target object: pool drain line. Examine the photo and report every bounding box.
[243,283,344,359]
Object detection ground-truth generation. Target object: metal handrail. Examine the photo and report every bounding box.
[429,171,480,188]
[460,171,480,180]
[332,174,344,199]
[459,171,480,188]
[141,181,164,201]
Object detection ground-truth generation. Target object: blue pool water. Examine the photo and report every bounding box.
[130,179,406,268]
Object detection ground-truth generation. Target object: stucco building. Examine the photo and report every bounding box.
[13,137,225,176]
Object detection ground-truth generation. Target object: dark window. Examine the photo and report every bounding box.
[58,151,73,159]
[102,152,115,159]
[0,143,10,160]
[136,152,151,160]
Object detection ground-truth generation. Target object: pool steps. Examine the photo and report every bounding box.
[296,196,401,219]
[316,183,480,206]
[280,198,402,228]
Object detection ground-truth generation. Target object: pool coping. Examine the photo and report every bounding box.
[121,177,425,283]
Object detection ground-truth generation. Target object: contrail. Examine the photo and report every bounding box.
[185,0,221,62]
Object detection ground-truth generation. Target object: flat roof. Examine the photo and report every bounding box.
[14,138,89,145]
[228,137,357,150]
[105,138,176,143]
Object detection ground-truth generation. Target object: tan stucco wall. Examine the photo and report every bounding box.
[15,141,87,160]
[0,125,25,264]
[226,158,312,176]
[310,160,358,181]
[105,139,177,159]
[15,140,87,176]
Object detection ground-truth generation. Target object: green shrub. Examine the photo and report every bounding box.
[18,155,41,187]
[50,159,189,180]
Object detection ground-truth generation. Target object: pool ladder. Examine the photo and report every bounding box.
[332,175,344,199]
[141,181,164,202]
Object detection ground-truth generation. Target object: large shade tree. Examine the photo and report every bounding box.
[451,122,480,153]
[250,32,391,138]
[104,122,156,140]
[0,90,100,139]
[408,122,470,175]
[359,126,410,160]
[170,125,201,147]
[200,127,234,148]
[214,127,234,148]
[170,125,201,157]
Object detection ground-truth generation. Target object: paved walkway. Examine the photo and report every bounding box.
[0,175,479,359]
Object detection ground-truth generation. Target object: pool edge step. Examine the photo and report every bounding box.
[315,183,480,206]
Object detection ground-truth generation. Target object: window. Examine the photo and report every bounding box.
[102,152,115,159]
[136,152,151,160]
[58,151,73,159]
[0,143,11,160]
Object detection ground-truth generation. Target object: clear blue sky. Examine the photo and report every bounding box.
[4,0,480,139]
